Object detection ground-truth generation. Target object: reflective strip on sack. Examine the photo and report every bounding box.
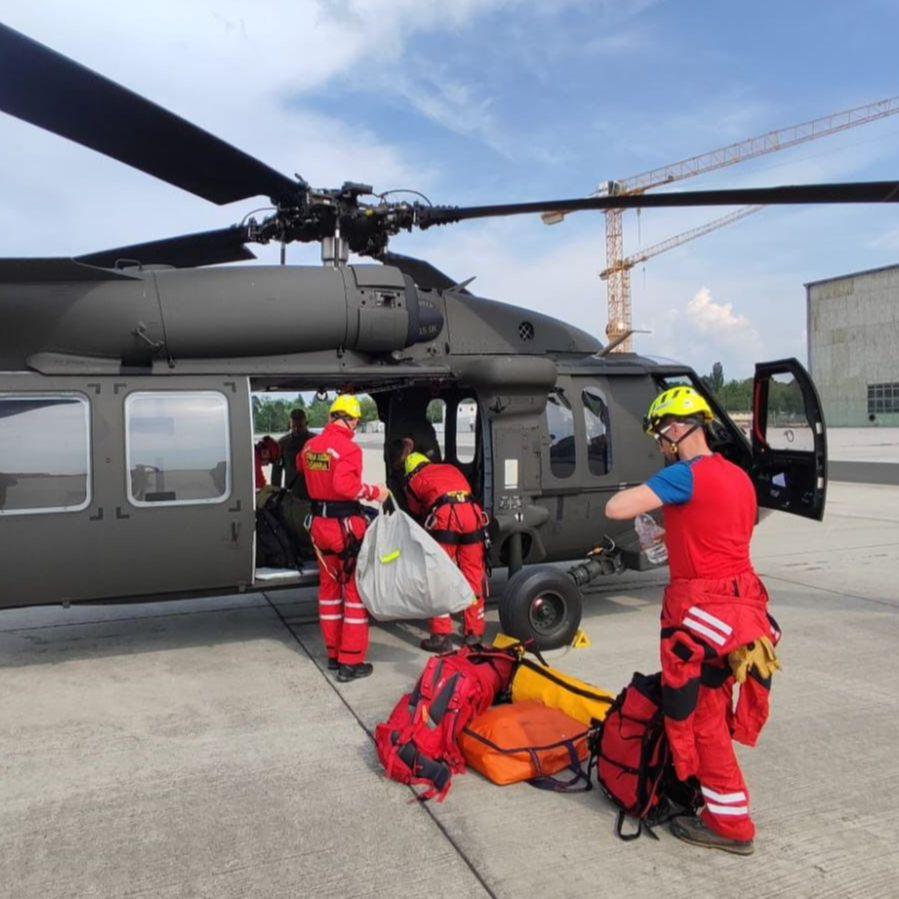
[380,550,401,564]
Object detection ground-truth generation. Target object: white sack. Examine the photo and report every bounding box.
[356,505,476,621]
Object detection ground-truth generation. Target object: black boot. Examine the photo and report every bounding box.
[336,662,374,683]
[670,816,754,856]
[327,658,340,671]
[420,634,454,653]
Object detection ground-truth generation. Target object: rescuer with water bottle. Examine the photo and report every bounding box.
[605,386,781,856]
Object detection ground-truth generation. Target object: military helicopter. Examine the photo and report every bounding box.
[0,23,893,648]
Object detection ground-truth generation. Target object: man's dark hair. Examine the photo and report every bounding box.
[290,408,306,421]
[386,436,411,472]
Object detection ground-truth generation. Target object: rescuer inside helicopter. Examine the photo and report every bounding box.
[388,439,488,652]
[301,395,388,682]
[254,436,281,491]
[605,386,780,856]
[273,408,313,498]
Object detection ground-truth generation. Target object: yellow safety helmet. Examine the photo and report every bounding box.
[329,393,362,420]
[404,452,430,476]
[644,386,714,434]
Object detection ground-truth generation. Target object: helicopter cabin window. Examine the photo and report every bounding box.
[126,391,231,506]
[583,388,612,476]
[0,394,90,515]
[546,390,575,478]
[456,398,477,464]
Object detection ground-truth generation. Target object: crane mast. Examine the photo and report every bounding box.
[598,96,899,351]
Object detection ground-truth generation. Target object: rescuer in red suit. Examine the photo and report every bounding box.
[301,395,388,682]
[390,440,488,653]
[254,435,280,490]
[606,386,780,856]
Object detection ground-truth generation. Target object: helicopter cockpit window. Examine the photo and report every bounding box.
[583,388,612,476]
[126,392,231,506]
[546,390,575,478]
[0,394,90,515]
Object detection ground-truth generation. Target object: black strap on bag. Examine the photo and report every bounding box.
[528,739,593,794]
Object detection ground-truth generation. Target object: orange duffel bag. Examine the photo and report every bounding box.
[459,701,593,791]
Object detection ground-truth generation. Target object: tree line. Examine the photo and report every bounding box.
[702,362,804,418]
[252,394,379,433]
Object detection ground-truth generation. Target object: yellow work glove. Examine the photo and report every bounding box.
[728,636,781,683]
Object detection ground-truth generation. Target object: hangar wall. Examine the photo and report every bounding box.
[806,263,899,426]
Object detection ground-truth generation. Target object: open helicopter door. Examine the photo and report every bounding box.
[751,358,827,520]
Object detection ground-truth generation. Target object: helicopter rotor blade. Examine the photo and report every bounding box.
[378,252,471,294]
[418,181,899,228]
[0,23,299,205]
[76,226,255,269]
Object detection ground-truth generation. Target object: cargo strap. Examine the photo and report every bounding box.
[528,738,593,793]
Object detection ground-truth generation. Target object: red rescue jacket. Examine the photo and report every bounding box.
[300,422,379,502]
[405,463,485,541]
[405,463,472,516]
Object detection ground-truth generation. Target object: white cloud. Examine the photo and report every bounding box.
[685,287,759,341]
[0,2,518,257]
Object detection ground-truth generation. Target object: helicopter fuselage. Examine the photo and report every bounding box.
[0,262,823,611]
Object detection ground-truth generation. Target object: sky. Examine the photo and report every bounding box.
[3,1,899,377]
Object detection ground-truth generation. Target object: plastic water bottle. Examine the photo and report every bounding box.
[635,513,668,565]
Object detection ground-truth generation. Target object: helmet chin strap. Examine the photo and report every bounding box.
[657,422,700,454]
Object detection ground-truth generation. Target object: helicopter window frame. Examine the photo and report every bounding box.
[125,390,232,508]
[582,386,612,477]
[0,393,92,517]
[545,388,576,480]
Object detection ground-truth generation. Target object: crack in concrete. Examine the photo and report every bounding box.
[261,590,497,899]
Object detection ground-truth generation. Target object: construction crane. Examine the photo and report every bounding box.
[547,96,899,351]
[599,205,763,289]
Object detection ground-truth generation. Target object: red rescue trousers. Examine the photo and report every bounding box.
[428,503,487,638]
[689,676,755,842]
[310,515,369,666]
[661,573,775,844]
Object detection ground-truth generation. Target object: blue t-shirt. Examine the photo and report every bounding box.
[646,459,698,506]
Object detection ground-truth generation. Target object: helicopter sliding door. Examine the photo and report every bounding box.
[751,358,827,520]
[0,374,254,608]
[100,376,255,598]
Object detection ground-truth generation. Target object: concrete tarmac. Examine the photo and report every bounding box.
[2,481,898,897]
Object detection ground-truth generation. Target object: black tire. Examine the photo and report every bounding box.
[498,566,583,651]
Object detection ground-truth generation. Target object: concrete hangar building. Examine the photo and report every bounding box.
[806,263,899,426]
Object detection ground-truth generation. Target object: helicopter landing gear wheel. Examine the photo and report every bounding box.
[498,566,583,651]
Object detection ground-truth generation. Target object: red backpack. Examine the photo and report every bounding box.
[375,646,518,801]
[591,672,700,840]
